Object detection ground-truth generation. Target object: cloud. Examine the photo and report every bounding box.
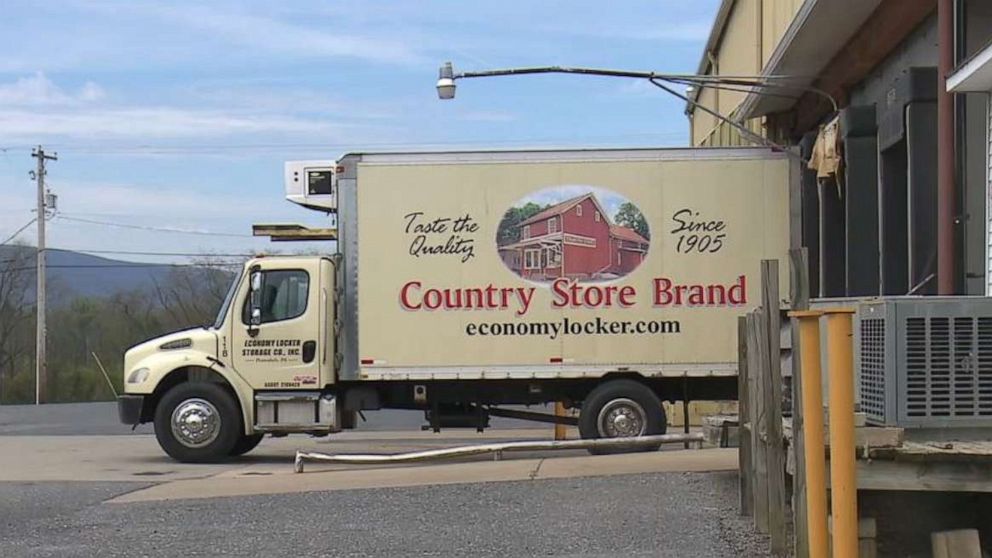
[181,85,400,121]
[0,72,105,106]
[73,1,425,66]
[531,20,712,43]
[58,180,261,217]
[0,106,347,141]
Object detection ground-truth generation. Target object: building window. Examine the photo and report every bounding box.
[525,249,543,270]
[522,225,530,239]
[576,205,583,217]
[595,211,600,222]
[548,217,558,233]
[548,248,561,266]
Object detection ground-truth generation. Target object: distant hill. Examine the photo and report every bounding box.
[0,246,236,302]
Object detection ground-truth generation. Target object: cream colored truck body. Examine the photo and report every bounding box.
[119,147,794,461]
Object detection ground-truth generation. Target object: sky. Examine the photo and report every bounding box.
[0,0,719,263]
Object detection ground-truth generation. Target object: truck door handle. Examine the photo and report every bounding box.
[302,340,316,363]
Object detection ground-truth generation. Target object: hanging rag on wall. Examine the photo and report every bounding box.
[808,114,843,198]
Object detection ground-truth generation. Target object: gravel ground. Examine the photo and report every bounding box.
[0,472,769,558]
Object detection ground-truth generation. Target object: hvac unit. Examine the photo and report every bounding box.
[284,160,337,212]
[856,297,992,428]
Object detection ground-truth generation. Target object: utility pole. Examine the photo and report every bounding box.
[31,146,57,405]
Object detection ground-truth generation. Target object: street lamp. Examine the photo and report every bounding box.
[436,61,456,99]
[434,61,838,157]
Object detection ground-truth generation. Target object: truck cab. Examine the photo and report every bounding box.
[118,255,342,462]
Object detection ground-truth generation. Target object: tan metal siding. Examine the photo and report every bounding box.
[716,0,761,114]
[692,87,719,146]
[761,0,805,66]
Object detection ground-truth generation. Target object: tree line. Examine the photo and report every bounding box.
[0,245,235,405]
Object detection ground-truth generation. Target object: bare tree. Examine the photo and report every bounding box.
[151,258,239,330]
[0,244,34,402]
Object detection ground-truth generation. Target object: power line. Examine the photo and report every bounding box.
[4,262,244,273]
[1,247,304,264]
[0,218,37,246]
[55,214,254,238]
[52,248,256,257]
[0,131,688,156]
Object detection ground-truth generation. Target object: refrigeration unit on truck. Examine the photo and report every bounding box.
[117,147,794,462]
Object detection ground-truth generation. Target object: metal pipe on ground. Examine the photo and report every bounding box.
[294,433,704,473]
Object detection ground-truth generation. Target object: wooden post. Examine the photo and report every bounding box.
[554,402,567,441]
[747,311,769,533]
[761,259,788,555]
[738,315,753,517]
[790,248,811,558]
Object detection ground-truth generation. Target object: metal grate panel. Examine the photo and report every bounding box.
[978,318,992,414]
[904,317,931,417]
[859,317,886,422]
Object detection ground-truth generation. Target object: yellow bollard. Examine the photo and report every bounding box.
[789,310,829,558]
[824,309,858,558]
[554,402,567,440]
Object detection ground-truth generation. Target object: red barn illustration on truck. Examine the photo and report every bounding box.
[497,189,650,282]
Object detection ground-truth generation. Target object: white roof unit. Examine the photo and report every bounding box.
[284,160,337,212]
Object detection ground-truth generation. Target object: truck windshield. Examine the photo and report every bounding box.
[212,272,242,329]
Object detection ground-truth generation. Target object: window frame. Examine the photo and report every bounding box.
[241,268,311,326]
[548,217,558,234]
[524,249,543,270]
[576,204,583,217]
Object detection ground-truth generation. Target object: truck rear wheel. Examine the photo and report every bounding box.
[579,379,667,455]
[230,433,265,456]
[154,382,241,463]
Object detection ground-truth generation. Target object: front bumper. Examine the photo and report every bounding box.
[117,395,145,425]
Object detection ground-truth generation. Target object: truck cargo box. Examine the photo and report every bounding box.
[335,147,793,381]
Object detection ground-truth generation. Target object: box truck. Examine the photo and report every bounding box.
[117,147,793,462]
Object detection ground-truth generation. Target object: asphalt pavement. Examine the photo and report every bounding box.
[0,402,770,557]
[0,401,542,435]
[0,472,766,557]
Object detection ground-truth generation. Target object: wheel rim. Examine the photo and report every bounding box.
[596,398,647,438]
[170,398,221,448]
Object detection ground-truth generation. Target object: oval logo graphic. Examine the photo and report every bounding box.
[496,186,650,283]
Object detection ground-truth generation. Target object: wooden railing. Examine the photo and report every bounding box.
[738,251,810,557]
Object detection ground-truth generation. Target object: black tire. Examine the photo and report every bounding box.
[578,379,667,455]
[230,433,265,456]
[154,382,241,463]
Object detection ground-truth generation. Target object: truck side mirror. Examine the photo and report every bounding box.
[248,270,263,337]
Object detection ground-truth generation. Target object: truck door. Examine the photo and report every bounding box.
[230,259,325,390]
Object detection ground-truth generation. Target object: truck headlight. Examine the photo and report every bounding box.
[127,367,150,384]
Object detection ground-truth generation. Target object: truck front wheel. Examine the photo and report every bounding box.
[578,379,667,455]
[154,382,241,463]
